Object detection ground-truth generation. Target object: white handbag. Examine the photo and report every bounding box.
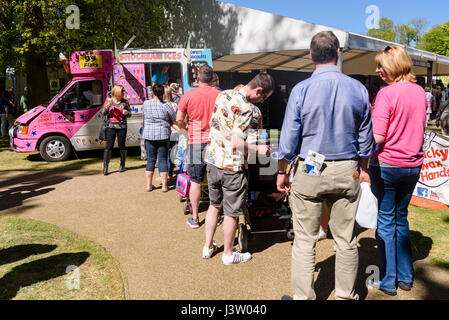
[355,182,378,229]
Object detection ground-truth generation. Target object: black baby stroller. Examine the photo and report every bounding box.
[237,154,294,252]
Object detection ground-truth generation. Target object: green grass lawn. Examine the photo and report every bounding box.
[0,135,145,172]
[409,205,449,270]
[0,216,125,300]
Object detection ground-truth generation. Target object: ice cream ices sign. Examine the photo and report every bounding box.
[79,54,103,69]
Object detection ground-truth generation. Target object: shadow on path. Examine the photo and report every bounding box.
[0,170,97,212]
[313,228,449,300]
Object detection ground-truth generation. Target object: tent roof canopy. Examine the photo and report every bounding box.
[211,2,449,76]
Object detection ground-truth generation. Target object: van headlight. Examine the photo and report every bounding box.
[17,125,29,135]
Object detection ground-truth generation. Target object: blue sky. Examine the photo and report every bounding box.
[219,0,448,35]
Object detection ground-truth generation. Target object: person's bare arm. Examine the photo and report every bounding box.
[276,159,290,193]
[176,110,186,129]
[374,134,385,144]
[358,157,371,185]
[229,135,269,156]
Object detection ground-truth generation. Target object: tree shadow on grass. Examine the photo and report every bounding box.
[0,244,57,266]
[0,252,90,300]
[410,230,449,299]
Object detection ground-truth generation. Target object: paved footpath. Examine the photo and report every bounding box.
[1,169,449,300]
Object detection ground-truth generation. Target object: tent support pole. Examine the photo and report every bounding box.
[427,61,433,89]
[337,48,344,72]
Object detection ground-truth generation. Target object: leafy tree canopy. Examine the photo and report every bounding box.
[419,21,449,57]
[367,17,397,42]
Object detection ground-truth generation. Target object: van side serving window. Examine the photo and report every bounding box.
[59,80,103,111]
[144,62,183,97]
[188,61,209,87]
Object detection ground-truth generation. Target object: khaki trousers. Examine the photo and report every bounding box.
[289,160,361,300]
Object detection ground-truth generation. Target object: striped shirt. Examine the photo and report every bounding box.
[142,99,176,141]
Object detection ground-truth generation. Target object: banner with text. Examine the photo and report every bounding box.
[413,131,449,205]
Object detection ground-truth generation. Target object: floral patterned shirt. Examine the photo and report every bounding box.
[205,88,254,171]
[247,105,262,144]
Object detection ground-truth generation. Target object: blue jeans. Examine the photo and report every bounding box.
[369,165,421,292]
[145,139,169,172]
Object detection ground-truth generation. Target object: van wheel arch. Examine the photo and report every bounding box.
[38,134,72,162]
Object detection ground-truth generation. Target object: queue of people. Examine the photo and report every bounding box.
[95,30,427,299]
[276,32,426,299]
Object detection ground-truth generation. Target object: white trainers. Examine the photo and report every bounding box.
[222,250,252,265]
[202,241,218,259]
[315,229,327,242]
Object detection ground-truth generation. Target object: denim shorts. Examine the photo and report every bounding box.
[187,143,208,183]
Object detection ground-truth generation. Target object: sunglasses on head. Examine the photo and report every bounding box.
[384,46,392,52]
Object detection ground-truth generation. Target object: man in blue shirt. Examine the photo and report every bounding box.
[277,31,375,300]
[152,64,169,86]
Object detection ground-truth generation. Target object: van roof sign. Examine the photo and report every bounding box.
[119,52,183,63]
[70,51,113,75]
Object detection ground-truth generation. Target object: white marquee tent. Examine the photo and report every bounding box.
[210,2,449,77]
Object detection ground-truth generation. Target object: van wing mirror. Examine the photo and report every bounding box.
[51,98,65,112]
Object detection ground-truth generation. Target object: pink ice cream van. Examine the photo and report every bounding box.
[10,48,213,161]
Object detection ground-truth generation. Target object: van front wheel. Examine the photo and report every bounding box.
[39,136,72,162]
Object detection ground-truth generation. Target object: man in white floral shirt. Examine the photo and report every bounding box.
[202,73,274,265]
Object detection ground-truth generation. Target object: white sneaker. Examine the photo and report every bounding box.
[202,241,218,259]
[333,243,337,252]
[315,229,327,242]
[222,250,252,265]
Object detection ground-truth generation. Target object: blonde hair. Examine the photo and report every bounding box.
[375,45,416,83]
[233,84,244,90]
[163,85,173,102]
[111,85,125,100]
[169,83,179,92]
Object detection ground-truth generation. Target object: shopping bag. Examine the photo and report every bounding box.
[355,182,378,229]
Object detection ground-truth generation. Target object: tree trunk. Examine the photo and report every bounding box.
[21,2,50,108]
[25,50,49,108]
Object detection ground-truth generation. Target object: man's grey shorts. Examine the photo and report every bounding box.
[187,143,208,183]
[206,164,248,217]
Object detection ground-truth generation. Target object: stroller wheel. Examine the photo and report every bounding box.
[286,229,295,241]
[238,223,249,252]
[183,203,191,215]
[217,212,224,226]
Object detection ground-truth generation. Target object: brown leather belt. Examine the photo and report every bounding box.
[298,157,359,162]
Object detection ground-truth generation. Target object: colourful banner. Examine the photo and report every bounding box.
[113,64,146,105]
[413,131,449,205]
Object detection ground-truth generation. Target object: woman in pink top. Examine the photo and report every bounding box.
[368,45,427,296]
